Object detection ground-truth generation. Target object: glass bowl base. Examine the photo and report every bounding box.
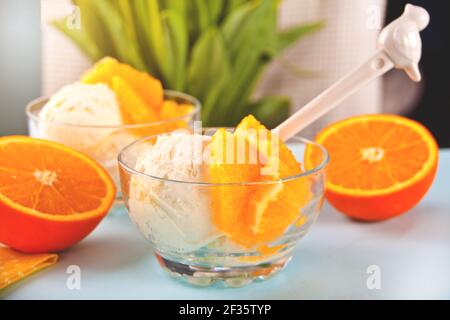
[155,253,292,288]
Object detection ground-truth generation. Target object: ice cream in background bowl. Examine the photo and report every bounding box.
[26,57,200,204]
[118,116,329,287]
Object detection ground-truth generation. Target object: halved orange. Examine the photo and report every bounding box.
[306,114,439,221]
[0,136,116,253]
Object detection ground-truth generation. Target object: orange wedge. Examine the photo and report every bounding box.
[112,76,159,125]
[81,57,164,110]
[0,136,115,253]
[306,114,439,221]
[235,116,311,247]
[160,101,194,120]
[209,116,311,248]
[209,128,260,239]
[160,100,195,132]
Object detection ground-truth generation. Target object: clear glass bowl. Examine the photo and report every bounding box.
[26,90,200,204]
[118,129,328,287]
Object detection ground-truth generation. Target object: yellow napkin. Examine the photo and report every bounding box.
[0,247,58,290]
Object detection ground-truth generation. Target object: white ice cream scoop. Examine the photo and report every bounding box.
[276,4,430,141]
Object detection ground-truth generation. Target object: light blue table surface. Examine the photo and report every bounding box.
[2,151,450,300]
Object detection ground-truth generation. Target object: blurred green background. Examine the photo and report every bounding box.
[53,0,322,128]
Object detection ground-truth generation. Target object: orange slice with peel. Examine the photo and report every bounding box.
[209,128,260,238]
[306,114,439,221]
[160,100,195,132]
[81,57,163,110]
[0,136,115,253]
[235,116,311,247]
[209,116,311,248]
[160,101,194,120]
[235,115,301,178]
[112,76,159,125]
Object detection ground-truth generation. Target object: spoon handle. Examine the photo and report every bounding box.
[275,51,394,141]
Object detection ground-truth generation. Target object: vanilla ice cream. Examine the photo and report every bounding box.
[128,133,221,252]
[35,82,135,185]
[38,83,123,149]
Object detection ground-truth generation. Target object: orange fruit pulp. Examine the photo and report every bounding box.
[209,116,312,248]
[81,57,195,134]
[306,114,438,221]
[81,57,164,110]
[0,136,116,253]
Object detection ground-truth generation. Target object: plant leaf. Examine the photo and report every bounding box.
[220,0,278,122]
[194,0,211,31]
[72,0,115,57]
[225,0,250,14]
[130,0,159,75]
[160,10,189,90]
[187,28,231,124]
[116,0,146,70]
[276,21,325,55]
[251,96,290,128]
[221,1,257,47]
[147,0,173,83]
[206,0,225,24]
[90,0,143,68]
[51,18,101,61]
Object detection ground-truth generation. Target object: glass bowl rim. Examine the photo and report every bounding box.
[25,89,201,130]
[118,131,329,187]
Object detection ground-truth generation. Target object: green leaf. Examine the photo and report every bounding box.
[90,0,144,68]
[194,0,211,31]
[160,0,188,31]
[187,28,231,124]
[251,96,290,128]
[160,0,187,13]
[276,21,325,55]
[225,0,250,14]
[206,0,225,24]
[147,0,173,82]
[73,0,115,57]
[185,0,209,45]
[130,0,159,75]
[51,19,101,61]
[116,0,146,70]
[160,10,189,90]
[221,1,257,45]
[220,0,278,121]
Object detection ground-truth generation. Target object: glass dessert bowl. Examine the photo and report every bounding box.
[118,121,329,288]
[26,90,200,203]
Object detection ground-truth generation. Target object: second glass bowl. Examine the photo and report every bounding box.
[26,90,200,203]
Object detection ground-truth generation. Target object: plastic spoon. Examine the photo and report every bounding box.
[275,4,430,142]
